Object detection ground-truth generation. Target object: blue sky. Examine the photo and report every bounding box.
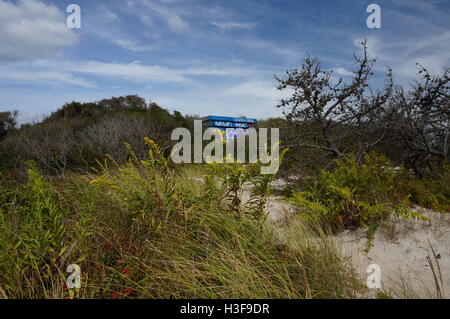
[0,0,449,123]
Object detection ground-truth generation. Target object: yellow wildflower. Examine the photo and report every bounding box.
[144,137,155,145]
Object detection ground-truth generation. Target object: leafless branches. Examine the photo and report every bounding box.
[276,40,448,173]
[276,40,393,164]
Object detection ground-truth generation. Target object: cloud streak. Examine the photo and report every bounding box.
[0,59,267,88]
[209,21,256,30]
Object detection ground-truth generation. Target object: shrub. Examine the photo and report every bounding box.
[289,152,426,250]
[0,96,190,176]
[393,162,450,212]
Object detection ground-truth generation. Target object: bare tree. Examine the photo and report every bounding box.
[383,65,449,174]
[276,40,393,164]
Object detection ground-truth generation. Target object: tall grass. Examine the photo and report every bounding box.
[0,140,361,299]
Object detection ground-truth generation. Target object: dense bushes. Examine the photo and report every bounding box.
[0,96,190,177]
[0,162,70,298]
[393,162,450,212]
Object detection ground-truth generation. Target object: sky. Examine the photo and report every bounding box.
[0,0,449,124]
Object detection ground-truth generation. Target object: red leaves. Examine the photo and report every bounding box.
[111,292,120,299]
[121,266,131,276]
[109,265,136,299]
[124,287,136,297]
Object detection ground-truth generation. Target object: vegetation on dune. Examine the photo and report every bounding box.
[0,141,361,299]
[289,153,449,251]
[0,96,192,178]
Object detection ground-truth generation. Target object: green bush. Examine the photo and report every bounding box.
[393,162,450,212]
[290,153,426,250]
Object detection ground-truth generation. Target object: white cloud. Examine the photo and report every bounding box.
[16,111,44,125]
[111,39,157,52]
[166,13,189,32]
[209,21,256,30]
[46,60,189,84]
[0,0,78,61]
[224,81,289,101]
[333,66,353,76]
[148,90,283,120]
[75,61,261,83]
[146,80,288,119]
[239,38,299,59]
[399,31,450,62]
[183,66,261,77]
[103,7,121,23]
[0,65,95,88]
[87,25,157,53]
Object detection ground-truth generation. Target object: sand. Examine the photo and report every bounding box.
[335,209,450,298]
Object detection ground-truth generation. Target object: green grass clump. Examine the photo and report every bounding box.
[0,140,361,299]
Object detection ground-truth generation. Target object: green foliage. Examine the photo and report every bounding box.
[393,162,450,212]
[0,141,359,299]
[0,162,72,297]
[290,153,425,250]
